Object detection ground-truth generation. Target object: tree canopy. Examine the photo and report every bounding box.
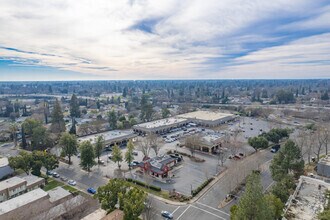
[59,132,78,164]
[94,135,104,161]
[248,136,269,152]
[51,99,66,133]
[112,144,123,169]
[270,140,304,181]
[79,140,95,171]
[70,94,80,118]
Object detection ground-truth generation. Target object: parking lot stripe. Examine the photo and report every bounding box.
[172,206,180,214]
[177,205,191,220]
[196,202,230,216]
[190,205,226,220]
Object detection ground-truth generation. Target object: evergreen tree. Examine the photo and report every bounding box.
[232,173,272,220]
[94,136,104,161]
[21,125,27,149]
[270,140,304,181]
[108,110,117,130]
[69,118,77,135]
[125,140,134,170]
[119,187,147,220]
[70,94,80,117]
[79,140,95,172]
[51,99,66,133]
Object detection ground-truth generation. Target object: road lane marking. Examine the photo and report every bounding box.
[196,202,230,216]
[177,205,191,220]
[190,205,226,220]
[172,206,180,214]
[264,181,275,193]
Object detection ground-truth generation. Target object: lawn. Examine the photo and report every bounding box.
[43,178,64,191]
[62,185,78,193]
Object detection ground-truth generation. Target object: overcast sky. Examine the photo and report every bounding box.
[0,0,330,81]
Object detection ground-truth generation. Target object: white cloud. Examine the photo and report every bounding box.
[0,0,329,79]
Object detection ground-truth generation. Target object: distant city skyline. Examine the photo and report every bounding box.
[0,0,330,81]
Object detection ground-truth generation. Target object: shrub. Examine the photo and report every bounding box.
[126,178,161,191]
[191,177,214,196]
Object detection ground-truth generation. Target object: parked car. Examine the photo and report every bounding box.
[60,176,68,181]
[52,172,60,178]
[161,211,173,219]
[271,145,280,153]
[104,146,112,151]
[132,151,138,156]
[108,154,113,159]
[46,170,54,176]
[68,180,76,186]
[87,187,96,194]
[129,161,139,167]
[98,159,105,165]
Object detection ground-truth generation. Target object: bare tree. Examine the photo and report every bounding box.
[218,149,228,167]
[185,134,201,157]
[295,129,308,153]
[306,131,315,164]
[314,126,326,162]
[143,196,157,220]
[138,139,151,158]
[148,133,161,156]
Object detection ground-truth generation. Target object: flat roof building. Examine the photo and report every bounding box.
[0,188,50,219]
[317,155,330,177]
[0,175,45,202]
[78,129,137,147]
[133,110,236,134]
[133,118,188,134]
[179,111,235,127]
[284,176,330,220]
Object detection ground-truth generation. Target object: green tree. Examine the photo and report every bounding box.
[119,187,147,220]
[51,99,66,133]
[31,126,52,150]
[79,140,95,172]
[125,140,134,170]
[271,175,296,203]
[161,107,170,118]
[95,179,128,212]
[248,136,269,152]
[70,94,80,117]
[264,193,284,219]
[270,140,304,181]
[59,132,78,164]
[8,151,32,175]
[108,110,117,130]
[232,173,272,220]
[43,152,59,176]
[23,118,42,135]
[94,135,104,161]
[112,144,123,169]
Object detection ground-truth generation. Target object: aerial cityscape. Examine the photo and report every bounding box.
[0,1,330,220]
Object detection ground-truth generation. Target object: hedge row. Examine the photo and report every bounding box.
[192,177,214,196]
[126,178,161,192]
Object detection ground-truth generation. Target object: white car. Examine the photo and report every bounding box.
[68,180,77,186]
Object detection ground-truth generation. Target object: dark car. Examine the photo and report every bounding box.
[271,145,280,153]
[87,187,96,194]
[104,146,112,151]
[46,170,54,176]
[161,211,173,219]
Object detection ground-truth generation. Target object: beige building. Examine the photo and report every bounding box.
[0,175,45,202]
[133,110,236,134]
